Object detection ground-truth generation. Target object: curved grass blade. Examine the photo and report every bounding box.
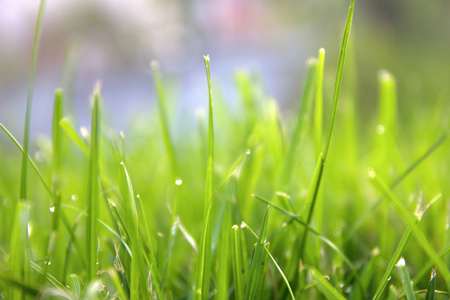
[245,205,270,299]
[243,222,295,300]
[87,85,101,282]
[309,267,346,300]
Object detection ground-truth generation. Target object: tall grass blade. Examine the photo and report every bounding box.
[20,0,46,201]
[119,162,143,299]
[323,0,355,159]
[87,84,101,282]
[194,55,214,300]
[315,48,325,161]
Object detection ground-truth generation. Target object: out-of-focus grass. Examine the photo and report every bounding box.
[1,0,450,299]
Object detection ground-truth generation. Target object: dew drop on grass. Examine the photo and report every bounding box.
[175,178,183,186]
[387,276,392,281]
[34,151,44,162]
[339,282,344,288]
[368,168,376,178]
[246,149,251,155]
[80,127,89,139]
[376,124,385,135]
[28,223,33,236]
[49,206,55,213]
[71,194,78,201]
[345,287,352,294]
[44,260,51,266]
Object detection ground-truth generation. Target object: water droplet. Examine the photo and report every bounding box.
[175,178,183,186]
[71,194,78,201]
[27,223,33,235]
[345,287,352,294]
[34,151,44,162]
[396,257,406,267]
[49,206,55,213]
[368,168,376,178]
[120,161,124,165]
[246,149,251,155]
[339,283,344,288]
[80,127,89,139]
[387,276,392,281]
[44,260,51,266]
[376,124,385,135]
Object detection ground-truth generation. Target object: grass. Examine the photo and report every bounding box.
[1,0,450,298]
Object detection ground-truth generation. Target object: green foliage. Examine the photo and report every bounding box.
[1,0,450,298]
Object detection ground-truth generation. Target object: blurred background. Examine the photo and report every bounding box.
[0,0,449,135]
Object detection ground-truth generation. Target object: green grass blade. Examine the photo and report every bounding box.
[299,152,324,256]
[8,201,29,299]
[87,85,101,282]
[243,223,295,300]
[245,205,270,299]
[59,117,89,155]
[323,0,355,159]
[135,195,163,298]
[253,194,364,297]
[151,60,179,178]
[194,55,214,300]
[309,267,346,300]
[231,225,245,300]
[204,54,214,216]
[425,269,437,300]
[20,0,46,201]
[396,258,416,300]
[315,48,325,160]
[119,162,143,299]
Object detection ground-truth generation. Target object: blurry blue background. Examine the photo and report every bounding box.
[0,0,449,135]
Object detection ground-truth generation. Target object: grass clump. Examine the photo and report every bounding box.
[1,0,450,298]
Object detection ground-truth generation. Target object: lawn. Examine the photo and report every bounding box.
[1,0,449,299]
